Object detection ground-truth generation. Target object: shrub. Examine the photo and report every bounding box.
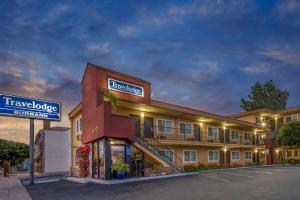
[77,144,90,178]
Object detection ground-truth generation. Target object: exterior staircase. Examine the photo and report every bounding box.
[135,137,182,172]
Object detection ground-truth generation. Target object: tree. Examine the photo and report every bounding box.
[0,139,29,176]
[277,121,300,146]
[240,80,289,111]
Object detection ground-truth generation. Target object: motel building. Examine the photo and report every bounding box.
[68,63,289,180]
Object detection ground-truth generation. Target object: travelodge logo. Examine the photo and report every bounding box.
[108,78,144,97]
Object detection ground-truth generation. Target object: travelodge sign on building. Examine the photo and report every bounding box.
[108,77,144,97]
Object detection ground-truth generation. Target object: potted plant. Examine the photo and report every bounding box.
[112,163,129,179]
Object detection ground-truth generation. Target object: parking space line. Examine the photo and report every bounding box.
[253,168,286,172]
[217,171,255,178]
[200,174,231,183]
[231,168,274,175]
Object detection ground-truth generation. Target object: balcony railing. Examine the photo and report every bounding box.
[137,125,265,146]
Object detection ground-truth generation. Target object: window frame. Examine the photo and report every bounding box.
[285,114,299,124]
[231,151,240,161]
[231,130,240,140]
[208,150,219,162]
[244,151,252,160]
[159,149,175,162]
[207,127,218,138]
[157,119,173,134]
[183,150,197,163]
[76,117,82,135]
[244,133,251,141]
[286,150,293,158]
[179,122,193,135]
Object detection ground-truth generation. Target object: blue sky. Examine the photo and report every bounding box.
[1,0,300,142]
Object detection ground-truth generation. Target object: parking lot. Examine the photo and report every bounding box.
[26,166,300,200]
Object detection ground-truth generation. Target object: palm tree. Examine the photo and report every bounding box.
[102,88,118,107]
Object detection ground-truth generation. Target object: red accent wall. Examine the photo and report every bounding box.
[81,64,150,144]
[265,139,275,165]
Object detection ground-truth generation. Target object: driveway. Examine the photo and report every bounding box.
[26,166,300,200]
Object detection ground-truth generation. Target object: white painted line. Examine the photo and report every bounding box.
[254,168,286,172]
[200,174,231,183]
[34,179,61,184]
[217,171,255,178]
[231,168,273,175]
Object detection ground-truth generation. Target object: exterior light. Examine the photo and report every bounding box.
[260,116,263,121]
[141,112,144,118]
[200,122,203,127]
[224,147,227,152]
[254,132,257,135]
[276,150,279,153]
[262,122,266,127]
[275,116,278,120]
[262,135,264,139]
[223,126,226,130]
[255,149,258,153]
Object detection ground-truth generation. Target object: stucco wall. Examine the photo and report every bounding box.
[44,130,71,173]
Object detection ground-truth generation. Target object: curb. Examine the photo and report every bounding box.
[64,172,197,185]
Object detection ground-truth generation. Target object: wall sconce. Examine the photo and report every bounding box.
[224,147,227,152]
[141,112,144,118]
[276,150,279,153]
[200,122,203,127]
[223,126,226,130]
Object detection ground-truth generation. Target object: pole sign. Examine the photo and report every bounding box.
[108,77,144,97]
[0,93,61,121]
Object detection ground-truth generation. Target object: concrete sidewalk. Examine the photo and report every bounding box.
[0,176,31,200]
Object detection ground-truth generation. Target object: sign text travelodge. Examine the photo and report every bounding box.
[0,93,61,121]
[108,78,144,97]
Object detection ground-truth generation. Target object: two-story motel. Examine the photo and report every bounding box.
[69,63,291,180]
[229,107,300,163]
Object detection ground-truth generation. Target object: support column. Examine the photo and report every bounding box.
[29,118,34,185]
[104,138,111,180]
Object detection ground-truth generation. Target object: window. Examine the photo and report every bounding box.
[207,127,218,138]
[76,117,82,135]
[285,115,298,124]
[159,150,174,162]
[245,152,252,160]
[208,150,219,162]
[294,150,299,158]
[287,150,293,158]
[245,133,251,141]
[184,150,197,162]
[179,123,192,135]
[231,131,240,140]
[231,151,240,161]
[157,119,173,134]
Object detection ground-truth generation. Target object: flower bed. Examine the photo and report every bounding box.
[183,162,263,172]
[77,144,90,178]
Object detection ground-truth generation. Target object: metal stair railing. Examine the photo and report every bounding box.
[136,137,183,171]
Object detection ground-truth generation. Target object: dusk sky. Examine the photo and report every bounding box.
[1,0,300,143]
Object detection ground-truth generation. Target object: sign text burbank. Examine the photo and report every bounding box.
[108,78,144,97]
[0,94,61,121]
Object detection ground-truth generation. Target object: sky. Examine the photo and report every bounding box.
[1,0,300,143]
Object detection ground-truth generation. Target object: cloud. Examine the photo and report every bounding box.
[117,25,138,37]
[87,42,111,55]
[259,47,300,65]
[276,0,300,15]
[241,62,273,73]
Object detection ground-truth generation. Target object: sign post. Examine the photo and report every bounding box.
[29,118,34,185]
[0,93,61,185]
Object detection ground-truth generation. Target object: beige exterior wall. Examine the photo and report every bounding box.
[157,145,266,166]
[70,113,83,176]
